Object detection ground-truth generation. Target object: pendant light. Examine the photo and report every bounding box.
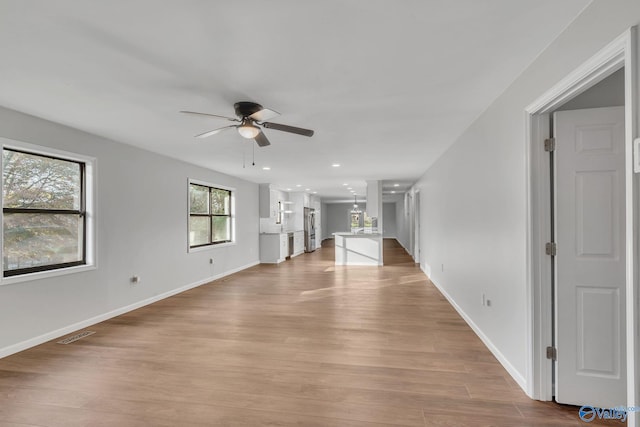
[351,195,360,212]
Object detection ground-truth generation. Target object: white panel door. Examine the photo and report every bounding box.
[554,106,626,407]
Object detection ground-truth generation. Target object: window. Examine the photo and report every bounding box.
[2,148,86,277]
[189,182,233,248]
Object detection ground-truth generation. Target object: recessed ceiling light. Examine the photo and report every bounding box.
[350,190,356,193]
[391,190,396,194]
[305,188,310,191]
[332,163,340,167]
[347,187,352,190]
[296,184,302,187]
[394,183,400,187]
[262,166,271,170]
[313,191,317,194]
[343,183,348,186]
[286,188,292,191]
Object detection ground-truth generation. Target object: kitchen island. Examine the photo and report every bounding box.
[333,232,383,266]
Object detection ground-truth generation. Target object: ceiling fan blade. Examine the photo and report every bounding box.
[254,131,271,147]
[195,125,237,138]
[180,111,239,122]
[262,122,314,137]
[249,107,280,122]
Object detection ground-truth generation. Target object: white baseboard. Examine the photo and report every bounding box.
[423,266,528,392]
[0,260,260,359]
[397,239,410,254]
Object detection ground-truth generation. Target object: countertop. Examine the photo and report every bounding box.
[333,232,382,237]
[260,230,304,235]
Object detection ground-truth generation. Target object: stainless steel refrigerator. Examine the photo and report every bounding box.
[304,207,316,252]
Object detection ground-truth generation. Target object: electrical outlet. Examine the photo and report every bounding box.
[131,275,140,285]
[209,258,214,264]
[481,293,491,307]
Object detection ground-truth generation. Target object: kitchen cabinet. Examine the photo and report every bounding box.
[259,184,288,220]
[293,231,304,256]
[280,233,288,259]
[259,233,288,263]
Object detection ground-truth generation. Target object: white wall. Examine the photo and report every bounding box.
[321,202,328,240]
[413,0,640,392]
[366,180,383,234]
[382,202,397,238]
[323,202,367,238]
[395,194,410,251]
[0,106,260,355]
[556,67,625,111]
[383,193,408,243]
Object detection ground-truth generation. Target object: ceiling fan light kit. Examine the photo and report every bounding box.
[181,101,314,148]
[237,120,260,139]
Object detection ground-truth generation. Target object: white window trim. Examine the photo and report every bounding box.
[187,178,236,253]
[0,137,97,286]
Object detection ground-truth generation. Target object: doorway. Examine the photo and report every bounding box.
[525,28,637,417]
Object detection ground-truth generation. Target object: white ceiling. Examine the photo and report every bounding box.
[0,0,590,200]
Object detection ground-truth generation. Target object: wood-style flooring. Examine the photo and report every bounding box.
[0,239,623,426]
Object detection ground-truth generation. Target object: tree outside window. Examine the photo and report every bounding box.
[189,183,232,248]
[2,149,86,276]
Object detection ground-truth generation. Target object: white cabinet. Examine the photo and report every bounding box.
[289,192,305,231]
[259,233,288,264]
[293,231,304,256]
[259,184,271,218]
[279,233,288,259]
[259,184,287,221]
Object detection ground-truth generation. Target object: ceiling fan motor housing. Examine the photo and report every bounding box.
[234,102,263,119]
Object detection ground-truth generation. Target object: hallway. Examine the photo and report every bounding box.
[0,240,620,426]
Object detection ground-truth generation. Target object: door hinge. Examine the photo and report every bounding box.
[544,137,556,152]
[545,242,557,257]
[546,346,557,361]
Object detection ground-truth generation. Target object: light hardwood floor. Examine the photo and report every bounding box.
[0,239,624,426]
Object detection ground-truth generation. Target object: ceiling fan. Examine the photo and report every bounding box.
[180,101,314,147]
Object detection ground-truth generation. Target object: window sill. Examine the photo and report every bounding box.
[188,241,236,253]
[1,264,96,286]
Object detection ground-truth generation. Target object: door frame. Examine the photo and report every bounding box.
[414,190,421,265]
[408,191,415,260]
[525,26,638,419]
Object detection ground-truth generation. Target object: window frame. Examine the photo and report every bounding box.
[188,179,235,251]
[1,138,96,285]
